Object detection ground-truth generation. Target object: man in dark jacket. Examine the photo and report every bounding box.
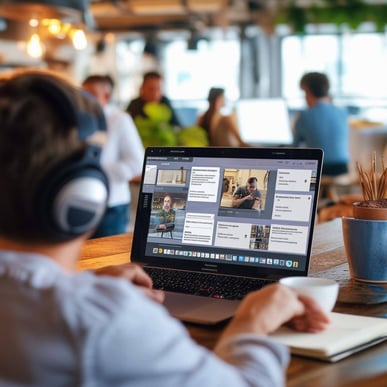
[126,71,181,127]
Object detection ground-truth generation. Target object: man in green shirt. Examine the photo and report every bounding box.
[157,194,176,236]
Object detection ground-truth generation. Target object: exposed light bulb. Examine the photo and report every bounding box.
[29,18,39,28]
[71,29,87,50]
[26,33,44,58]
[47,19,61,35]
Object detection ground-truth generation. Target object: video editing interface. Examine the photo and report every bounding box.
[141,155,319,272]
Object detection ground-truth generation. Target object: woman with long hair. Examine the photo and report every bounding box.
[197,87,247,147]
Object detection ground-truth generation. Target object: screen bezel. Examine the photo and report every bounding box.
[131,146,323,280]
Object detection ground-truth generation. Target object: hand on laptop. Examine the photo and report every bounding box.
[219,284,330,341]
[94,263,165,304]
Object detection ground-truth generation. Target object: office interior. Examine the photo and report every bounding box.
[0,0,386,225]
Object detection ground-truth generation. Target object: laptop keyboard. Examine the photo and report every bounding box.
[144,267,274,300]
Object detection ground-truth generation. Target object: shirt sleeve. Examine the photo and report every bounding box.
[126,98,142,119]
[105,112,144,182]
[233,186,242,197]
[91,281,289,387]
[214,334,289,387]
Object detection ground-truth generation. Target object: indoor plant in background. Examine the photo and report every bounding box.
[134,102,208,148]
[342,152,387,283]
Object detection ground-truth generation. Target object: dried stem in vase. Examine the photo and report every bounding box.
[356,151,387,201]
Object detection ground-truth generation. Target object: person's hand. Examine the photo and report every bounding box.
[94,263,165,304]
[286,294,331,333]
[252,197,261,210]
[219,284,330,341]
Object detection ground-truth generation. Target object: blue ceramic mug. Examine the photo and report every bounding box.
[342,217,387,283]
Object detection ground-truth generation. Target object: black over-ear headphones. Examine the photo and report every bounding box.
[25,75,109,242]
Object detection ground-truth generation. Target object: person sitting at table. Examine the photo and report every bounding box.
[197,87,248,147]
[126,70,181,127]
[293,72,350,177]
[232,177,262,210]
[0,69,329,387]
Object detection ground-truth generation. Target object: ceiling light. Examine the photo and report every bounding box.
[71,28,87,50]
[26,32,44,58]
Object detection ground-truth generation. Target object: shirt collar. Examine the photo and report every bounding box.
[0,250,66,288]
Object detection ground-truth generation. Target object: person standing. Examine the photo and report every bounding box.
[157,194,176,230]
[126,71,181,127]
[293,72,349,176]
[82,74,144,237]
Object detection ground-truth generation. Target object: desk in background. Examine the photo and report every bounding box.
[80,219,387,386]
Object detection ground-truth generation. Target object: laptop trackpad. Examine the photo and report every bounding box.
[163,291,240,325]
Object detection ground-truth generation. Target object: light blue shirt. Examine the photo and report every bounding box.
[294,102,349,165]
[0,251,289,386]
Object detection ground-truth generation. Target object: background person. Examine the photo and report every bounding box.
[293,72,350,177]
[82,74,144,237]
[157,194,176,231]
[232,177,262,209]
[197,87,247,147]
[0,70,329,386]
[126,70,181,127]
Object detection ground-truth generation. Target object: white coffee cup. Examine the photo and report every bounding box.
[279,276,339,312]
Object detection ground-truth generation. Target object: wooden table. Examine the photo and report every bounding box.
[80,219,387,386]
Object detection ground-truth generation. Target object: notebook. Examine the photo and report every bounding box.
[270,312,387,362]
[131,147,324,324]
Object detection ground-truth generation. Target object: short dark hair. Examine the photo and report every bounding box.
[247,177,258,184]
[82,74,114,89]
[143,71,162,82]
[300,72,330,98]
[0,70,101,243]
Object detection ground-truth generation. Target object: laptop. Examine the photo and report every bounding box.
[131,147,323,325]
[235,98,293,146]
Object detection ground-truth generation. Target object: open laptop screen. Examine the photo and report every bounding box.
[132,147,323,280]
[235,98,293,146]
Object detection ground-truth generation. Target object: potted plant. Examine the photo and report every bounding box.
[342,151,387,283]
[135,103,209,148]
[353,152,387,220]
[134,103,179,147]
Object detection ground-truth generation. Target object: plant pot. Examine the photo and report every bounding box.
[342,217,387,283]
[352,199,387,220]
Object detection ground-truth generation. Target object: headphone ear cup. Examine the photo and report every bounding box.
[35,146,109,242]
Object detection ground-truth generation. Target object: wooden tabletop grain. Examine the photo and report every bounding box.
[80,218,387,386]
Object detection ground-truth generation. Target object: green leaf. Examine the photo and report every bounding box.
[177,126,209,147]
[143,102,173,123]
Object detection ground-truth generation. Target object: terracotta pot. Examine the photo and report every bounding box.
[352,199,387,220]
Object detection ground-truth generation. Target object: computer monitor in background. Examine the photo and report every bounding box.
[235,98,293,146]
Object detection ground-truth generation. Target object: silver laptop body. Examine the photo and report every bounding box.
[131,147,323,325]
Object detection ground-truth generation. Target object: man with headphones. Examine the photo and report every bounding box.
[0,70,329,386]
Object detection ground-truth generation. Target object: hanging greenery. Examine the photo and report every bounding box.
[277,0,387,33]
